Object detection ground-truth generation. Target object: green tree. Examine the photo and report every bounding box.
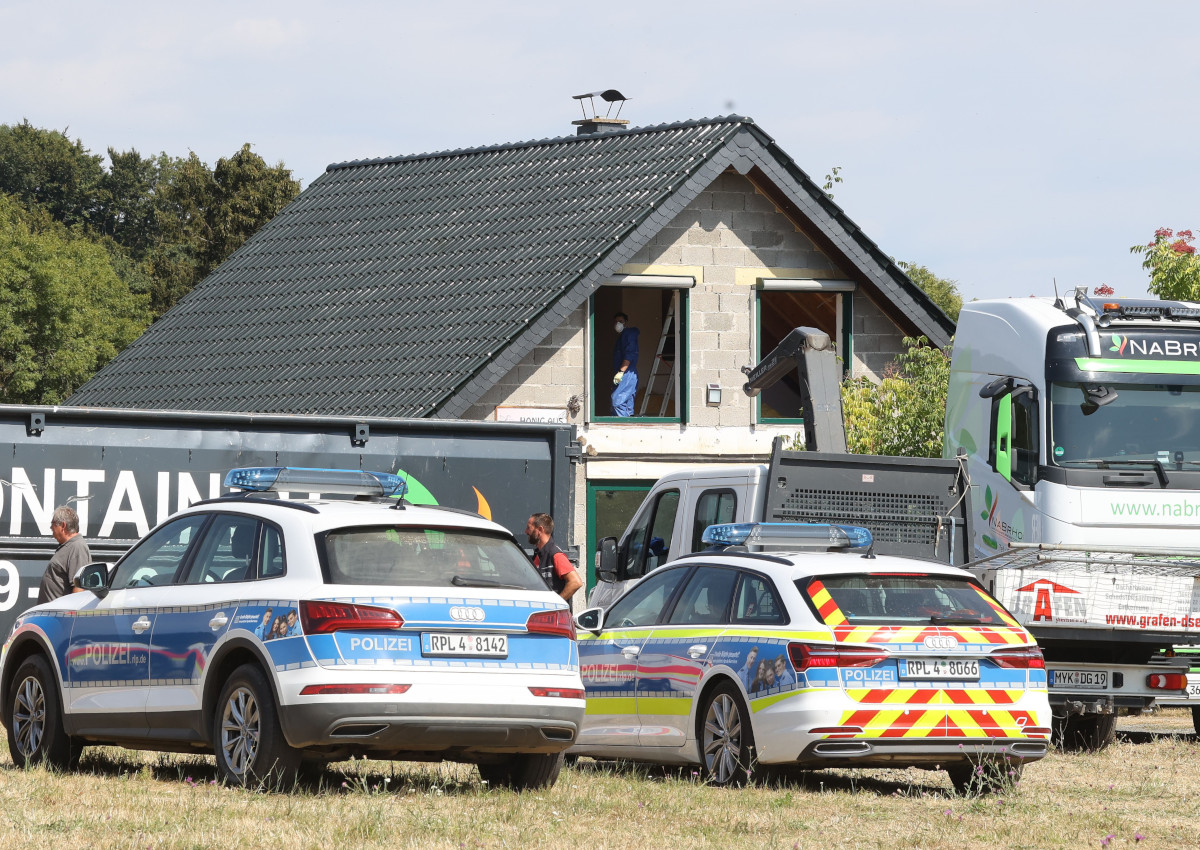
[841,336,951,458]
[0,121,105,227]
[1131,228,1200,300]
[147,145,299,314]
[0,195,150,403]
[898,261,962,323]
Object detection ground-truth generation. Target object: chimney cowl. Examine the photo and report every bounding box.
[572,89,630,135]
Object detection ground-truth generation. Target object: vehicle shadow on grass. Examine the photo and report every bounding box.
[1116,729,1199,745]
[569,758,952,797]
[3,749,484,796]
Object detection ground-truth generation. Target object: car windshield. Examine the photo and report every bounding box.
[319,526,546,591]
[802,574,1011,626]
[1050,381,1200,466]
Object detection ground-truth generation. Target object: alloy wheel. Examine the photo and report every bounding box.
[220,685,261,776]
[702,691,743,784]
[12,674,47,759]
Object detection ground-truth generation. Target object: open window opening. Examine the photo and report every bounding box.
[592,283,687,421]
[756,283,852,422]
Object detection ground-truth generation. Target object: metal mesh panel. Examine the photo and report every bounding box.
[771,487,947,549]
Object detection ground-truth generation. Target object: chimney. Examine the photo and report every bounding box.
[572,90,630,136]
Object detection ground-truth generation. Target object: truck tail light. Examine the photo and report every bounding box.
[300,601,404,634]
[990,648,1046,669]
[526,609,576,640]
[300,684,410,695]
[1147,672,1188,690]
[788,642,887,671]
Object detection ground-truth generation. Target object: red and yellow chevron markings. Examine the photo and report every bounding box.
[832,624,1030,646]
[807,580,847,626]
[845,688,1023,705]
[835,703,1043,739]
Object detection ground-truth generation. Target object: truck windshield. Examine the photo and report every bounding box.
[318,526,546,590]
[803,575,1011,626]
[1050,382,1200,466]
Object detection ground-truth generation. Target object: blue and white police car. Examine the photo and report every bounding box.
[0,467,583,789]
[570,523,1052,792]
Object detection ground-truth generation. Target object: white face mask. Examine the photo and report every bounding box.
[614,322,625,333]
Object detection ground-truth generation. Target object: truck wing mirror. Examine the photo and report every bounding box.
[575,606,606,634]
[73,561,111,598]
[597,537,619,583]
[979,377,1013,399]
[1081,384,1118,415]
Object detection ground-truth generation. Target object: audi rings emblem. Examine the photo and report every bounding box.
[450,606,486,622]
[923,635,958,651]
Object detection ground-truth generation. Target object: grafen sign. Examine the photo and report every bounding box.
[0,405,576,636]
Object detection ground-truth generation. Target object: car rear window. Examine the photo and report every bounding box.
[319,526,546,591]
[801,574,1015,626]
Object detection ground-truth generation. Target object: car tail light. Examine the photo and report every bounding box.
[990,648,1046,669]
[526,609,576,640]
[788,642,887,671]
[1147,672,1188,690]
[300,601,404,634]
[1024,726,1053,737]
[529,686,585,700]
[300,684,411,695]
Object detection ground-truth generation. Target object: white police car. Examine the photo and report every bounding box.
[0,468,583,789]
[570,523,1051,791]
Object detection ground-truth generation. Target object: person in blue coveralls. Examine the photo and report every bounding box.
[610,311,639,417]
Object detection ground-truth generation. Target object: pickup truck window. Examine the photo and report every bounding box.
[690,489,737,552]
[623,489,680,579]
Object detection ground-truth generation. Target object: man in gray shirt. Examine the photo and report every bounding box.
[37,506,92,603]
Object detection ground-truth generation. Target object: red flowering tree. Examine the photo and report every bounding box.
[1131,228,1200,300]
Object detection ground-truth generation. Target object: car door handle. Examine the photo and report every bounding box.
[687,644,708,659]
[208,612,229,630]
[621,646,641,659]
[131,615,151,634]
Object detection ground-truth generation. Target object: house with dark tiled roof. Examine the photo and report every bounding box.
[71,114,953,583]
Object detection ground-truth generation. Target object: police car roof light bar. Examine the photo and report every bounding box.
[701,522,873,551]
[224,467,408,498]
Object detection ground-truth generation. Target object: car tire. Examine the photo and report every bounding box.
[5,654,81,770]
[478,752,563,791]
[1053,713,1117,752]
[1192,706,1200,737]
[698,681,755,786]
[213,663,300,788]
[948,758,1022,796]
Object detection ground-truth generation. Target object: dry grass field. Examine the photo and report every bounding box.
[0,712,1197,850]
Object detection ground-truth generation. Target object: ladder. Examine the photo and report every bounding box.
[638,300,677,416]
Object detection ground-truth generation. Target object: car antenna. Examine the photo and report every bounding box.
[1052,277,1063,310]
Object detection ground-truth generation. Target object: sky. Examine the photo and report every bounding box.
[2,0,1196,303]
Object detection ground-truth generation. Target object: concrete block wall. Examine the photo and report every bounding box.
[464,170,912,423]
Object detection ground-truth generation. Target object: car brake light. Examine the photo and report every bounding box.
[526,609,576,640]
[788,642,887,671]
[299,684,411,695]
[990,648,1046,669]
[529,686,585,699]
[1147,672,1188,690]
[300,601,404,634]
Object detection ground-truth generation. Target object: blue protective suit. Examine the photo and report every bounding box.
[610,326,640,417]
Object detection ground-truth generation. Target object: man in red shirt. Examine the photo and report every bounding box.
[525,513,583,603]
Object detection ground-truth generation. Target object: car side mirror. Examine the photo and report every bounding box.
[575,606,605,634]
[74,562,111,598]
[597,537,619,583]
